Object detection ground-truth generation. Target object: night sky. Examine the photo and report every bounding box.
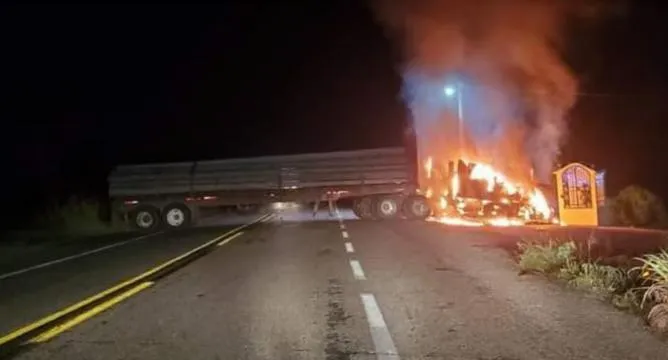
[2,3,668,223]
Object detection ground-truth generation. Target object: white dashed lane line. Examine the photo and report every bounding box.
[361,293,400,360]
[0,232,161,281]
[335,207,400,359]
[349,260,366,280]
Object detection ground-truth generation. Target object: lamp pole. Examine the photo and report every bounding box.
[444,83,464,156]
[456,82,464,156]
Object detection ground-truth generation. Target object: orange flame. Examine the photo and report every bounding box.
[422,157,555,227]
[487,217,525,227]
[424,156,433,179]
[469,163,518,194]
[435,216,483,227]
[439,196,447,210]
[529,188,551,220]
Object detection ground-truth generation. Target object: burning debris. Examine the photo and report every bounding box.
[423,156,556,226]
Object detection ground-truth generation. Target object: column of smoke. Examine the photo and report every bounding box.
[372,0,606,183]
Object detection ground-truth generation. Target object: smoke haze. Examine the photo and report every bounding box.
[371,0,614,182]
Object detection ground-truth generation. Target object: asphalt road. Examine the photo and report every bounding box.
[0,213,262,336]
[3,209,668,359]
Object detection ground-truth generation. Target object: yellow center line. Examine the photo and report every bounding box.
[0,212,271,347]
[217,231,244,246]
[30,281,154,343]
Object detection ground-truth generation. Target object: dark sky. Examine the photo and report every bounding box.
[2,2,668,217]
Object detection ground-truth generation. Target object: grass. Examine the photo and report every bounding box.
[518,238,628,296]
[2,200,127,244]
[632,250,668,333]
[517,239,575,274]
[561,261,627,294]
[517,236,668,335]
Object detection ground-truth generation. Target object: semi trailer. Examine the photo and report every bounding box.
[108,147,432,231]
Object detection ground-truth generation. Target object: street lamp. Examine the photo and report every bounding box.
[444,83,464,156]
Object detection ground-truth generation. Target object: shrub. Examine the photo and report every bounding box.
[36,198,124,236]
[611,185,668,228]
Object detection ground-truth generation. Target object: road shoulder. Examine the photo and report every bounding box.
[347,221,668,360]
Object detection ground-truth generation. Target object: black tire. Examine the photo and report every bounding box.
[130,205,161,231]
[374,196,401,220]
[402,195,431,220]
[162,203,192,229]
[353,197,375,220]
[352,199,364,218]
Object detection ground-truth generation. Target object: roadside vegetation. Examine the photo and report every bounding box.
[608,185,668,229]
[517,236,668,336]
[2,198,126,244]
[515,184,668,335]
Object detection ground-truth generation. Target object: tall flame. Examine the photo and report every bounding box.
[469,163,518,194]
[424,157,555,227]
[451,172,460,198]
[424,156,433,179]
[529,188,551,220]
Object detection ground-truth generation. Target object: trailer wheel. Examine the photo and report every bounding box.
[130,205,161,231]
[352,199,363,218]
[402,195,431,220]
[374,196,400,220]
[162,203,192,229]
[353,197,375,220]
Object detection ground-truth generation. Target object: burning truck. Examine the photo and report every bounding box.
[421,156,557,226]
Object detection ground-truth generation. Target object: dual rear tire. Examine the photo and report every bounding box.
[352,195,430,220]
[129,203,192,231]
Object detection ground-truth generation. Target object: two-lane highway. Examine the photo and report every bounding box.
[3,208,668,359]
[0,213,267,347]
[6,211,376,359]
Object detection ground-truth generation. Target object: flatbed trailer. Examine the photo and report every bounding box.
[108,147,432,230]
